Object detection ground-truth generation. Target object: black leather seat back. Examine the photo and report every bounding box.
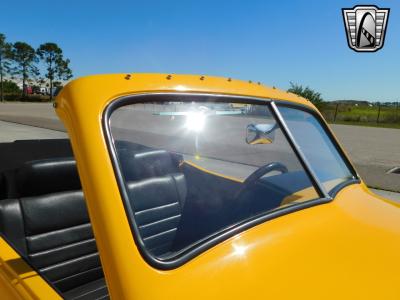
[20,191,102,292]
[12,158,81,198]
[127,173,186,257]
[119,149,186,257]
[0,198,27,253]
[0,173,6,200]
[119,149,180,181]
[0,158,105,295]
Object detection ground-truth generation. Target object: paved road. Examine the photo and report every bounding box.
[332,124,400,167]
[0,102,399,191]
[371,188,400,203]
[0,102,58,119]
[0,102,63,131]
[0,120,67,142]
[332,124,400,192]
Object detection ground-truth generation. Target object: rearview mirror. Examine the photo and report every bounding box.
[246,123,277,145]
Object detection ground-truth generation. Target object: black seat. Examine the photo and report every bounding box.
[118,148,181,181]
[127,173,186,257]
[0,158,109,299]
[16,158,81,197]
[0,172,6,200]
[5,157,81,198]
[122,149,186,258]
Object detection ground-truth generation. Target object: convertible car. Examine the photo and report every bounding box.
[0,74,399,299]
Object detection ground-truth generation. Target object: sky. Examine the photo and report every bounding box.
[1,0,399,101]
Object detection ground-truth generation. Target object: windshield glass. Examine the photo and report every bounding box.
[108,98,323,260]
[278,105,354,193]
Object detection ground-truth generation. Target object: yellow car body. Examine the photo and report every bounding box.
[0,73,399,299]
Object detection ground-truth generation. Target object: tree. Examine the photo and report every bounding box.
[53,81,62,87]
[287,82,324,108]
[10,42,39,96]
[2,80,20,94]
[0,33,12,102]
[37,43,72,100]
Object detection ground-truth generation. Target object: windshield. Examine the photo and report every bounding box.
[107,96,354,263]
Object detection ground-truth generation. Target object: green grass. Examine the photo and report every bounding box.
[321,104,400,129]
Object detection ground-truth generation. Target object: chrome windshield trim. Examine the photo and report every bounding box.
[270,101,330,199]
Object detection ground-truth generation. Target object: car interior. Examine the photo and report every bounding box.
[117,140,314,258]
[0,139,107,299]
[0,138,313,299]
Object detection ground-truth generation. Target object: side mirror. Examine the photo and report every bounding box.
[246,123,277,145]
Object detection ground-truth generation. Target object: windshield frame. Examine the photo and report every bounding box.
[102,92,360,270]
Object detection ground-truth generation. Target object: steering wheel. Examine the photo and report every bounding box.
[235,162,288,200]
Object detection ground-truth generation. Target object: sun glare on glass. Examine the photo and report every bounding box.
[185,112,206,132]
